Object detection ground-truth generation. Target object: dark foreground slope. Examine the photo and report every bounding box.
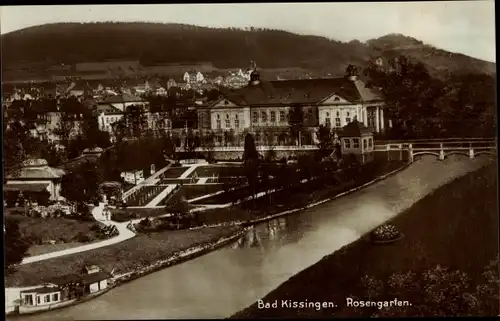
[232,163,499,318]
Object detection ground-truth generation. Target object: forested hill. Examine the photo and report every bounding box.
[2,22,495,77]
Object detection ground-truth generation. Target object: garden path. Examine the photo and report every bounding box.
[20,203,136,265]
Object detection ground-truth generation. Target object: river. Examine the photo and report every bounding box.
[8,155,494,320]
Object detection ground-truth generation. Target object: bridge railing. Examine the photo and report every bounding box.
[175,145,319,152]
[377,137,496,144]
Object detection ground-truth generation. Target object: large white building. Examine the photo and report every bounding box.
[197,70,387,146]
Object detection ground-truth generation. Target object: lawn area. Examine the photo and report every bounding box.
[6,214,102,245]
[110,207,167,222]
[27,242,90,257]
[161,166,190,179]
[160,178,192,185]
[6,226,242,287]
[191,185,251,205]
[181,184,225,200]
[232,163,499,318]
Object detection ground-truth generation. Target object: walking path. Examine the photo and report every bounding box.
[20,203,136,265]
[179,164,204,179]
[145,184,179,207]
[197,177,209,184]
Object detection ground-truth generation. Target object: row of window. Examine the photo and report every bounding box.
[216,118,240,129]
[105,116,120,124]
[252,110,286,124]
[325,111,346,118]
[23,293,59,306]
[325,117,350,128]
[344,138,373,149]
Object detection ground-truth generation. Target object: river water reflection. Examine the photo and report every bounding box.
[8,156,494,320]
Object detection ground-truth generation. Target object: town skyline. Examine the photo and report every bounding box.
[1,2,496,63]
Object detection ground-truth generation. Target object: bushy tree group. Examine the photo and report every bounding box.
[364,55,495,139]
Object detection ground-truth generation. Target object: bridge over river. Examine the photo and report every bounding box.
[9,142,496,320]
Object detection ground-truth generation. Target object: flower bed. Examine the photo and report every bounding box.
[370,224,403,244]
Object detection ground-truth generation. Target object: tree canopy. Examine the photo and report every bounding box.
[364,55,496,138]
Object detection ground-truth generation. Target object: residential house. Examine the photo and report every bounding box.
[35,100,85,143]
[183,71,205,84]
[4,158,66,203]
[166,78,178,89]
[96,94,170,139]
[338,120,375,164]
[95,103,125,134]
[199,68,386,146]
[97,93,148,113]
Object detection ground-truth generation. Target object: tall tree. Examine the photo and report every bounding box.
[123,104,148,139]
[3,100,41,174]
[61,160,104,204]
[316,124,333,158]
[243,133,260,204]
[201,131,216,162]
[81,115,111,148]
[288,104,304,145]
[184,128,197,157]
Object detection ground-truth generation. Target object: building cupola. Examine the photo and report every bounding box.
[345,64,359,81]
[249,61,260,85]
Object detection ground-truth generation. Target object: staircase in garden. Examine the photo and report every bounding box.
[125,185,166,207]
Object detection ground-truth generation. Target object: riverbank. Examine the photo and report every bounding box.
[232,163,499,318]
[5,226,243,288]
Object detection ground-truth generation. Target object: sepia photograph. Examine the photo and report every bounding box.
[2,1,498,319]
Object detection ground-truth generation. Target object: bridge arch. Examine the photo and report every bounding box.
[444,151,470,159]
[412,151,440,160]
[475,151,497,157]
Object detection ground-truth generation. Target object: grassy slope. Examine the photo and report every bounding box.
[6,226,241,287]
[233,163,498,318]
[8,214,98,243]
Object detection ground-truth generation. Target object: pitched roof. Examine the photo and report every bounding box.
[6,165,66,180]
[46,274,83,286]
[100,93,145,104]
[339,120,374,137]
[4,183,49,192]
[353,79,383,102]
[220,77,382,107]
[58,154,100,172]
[21,286,60,294]
[95,103,123,114]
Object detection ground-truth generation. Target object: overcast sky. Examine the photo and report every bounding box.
[0,2,496,62]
